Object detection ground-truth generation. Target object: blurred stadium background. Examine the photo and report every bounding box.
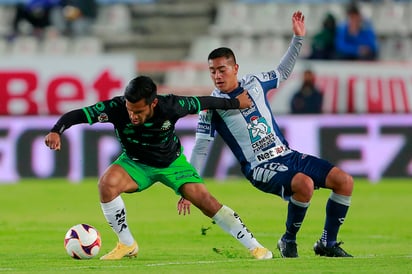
[1,0,411,184]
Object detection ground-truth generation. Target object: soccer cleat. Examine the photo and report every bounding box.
[313,240,353,257]
[277,238,298,258]
[251,247,273,260]
[100,241,138,260]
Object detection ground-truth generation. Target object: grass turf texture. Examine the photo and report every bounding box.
[0,178,411,273]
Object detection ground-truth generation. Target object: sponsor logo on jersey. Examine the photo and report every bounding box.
[255,145,287,163]
[247,116,272,145]
[197,123,211,134]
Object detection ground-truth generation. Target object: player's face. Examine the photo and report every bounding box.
[208,57,239,93]
[126,98,158,125]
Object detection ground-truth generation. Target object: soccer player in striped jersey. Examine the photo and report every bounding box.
[189,11,354,258]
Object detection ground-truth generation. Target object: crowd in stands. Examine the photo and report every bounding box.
[9,0,97,39]
[309,2,378,61]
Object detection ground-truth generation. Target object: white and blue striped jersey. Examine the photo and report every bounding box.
[192,36,303,177]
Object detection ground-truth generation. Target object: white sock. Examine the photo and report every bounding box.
[100,196,135,246]
[212,205,263,250]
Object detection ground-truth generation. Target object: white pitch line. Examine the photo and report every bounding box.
[145,259,256,267]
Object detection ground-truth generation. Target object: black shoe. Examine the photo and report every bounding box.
[277,238,298,258]
[313,240,353,257]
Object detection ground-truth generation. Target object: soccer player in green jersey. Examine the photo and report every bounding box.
[45,75,273,260]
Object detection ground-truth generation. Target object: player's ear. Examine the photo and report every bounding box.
[234,63,239,74]
[151,98,159,108]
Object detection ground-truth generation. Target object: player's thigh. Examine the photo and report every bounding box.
[159,153,203,195]
[98,164,139,202]
[109,153,153,192]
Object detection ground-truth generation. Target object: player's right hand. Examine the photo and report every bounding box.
[45,132,61,151]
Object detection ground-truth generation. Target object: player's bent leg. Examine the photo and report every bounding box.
[98,164,139,203]
[179,183,221,217]
[99,164,139,260]
[277,173,312,258]
[325,167,354,196]
[316,167,353,257]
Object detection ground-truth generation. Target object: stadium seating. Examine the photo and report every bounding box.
[0,5,14,36]
[41,36,70,56]
[10,36,39,55]
[71,36,103,55]
[1,0,412,79]
[186,35,223,62]
[0,38,7,55]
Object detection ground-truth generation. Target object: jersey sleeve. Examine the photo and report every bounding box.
[82,97,123,124]
[165,95,240,117]
[50,97,122,134]
[276,35,303,82]
[195,109,215,141]
[250,35,303,94]
[50,109,88,134]
[196,96,240,110]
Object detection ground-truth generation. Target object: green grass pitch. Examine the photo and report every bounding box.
[0,178,411,273]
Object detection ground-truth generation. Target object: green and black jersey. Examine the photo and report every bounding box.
[51,95,240,168]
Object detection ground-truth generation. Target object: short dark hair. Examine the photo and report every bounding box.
[208,47,237,64]
[346,3,360,16]
[124,75,157,104]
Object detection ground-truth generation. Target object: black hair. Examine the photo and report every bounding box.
[124,75,157,104]
[208,47,237,64]
[346,3,360,16]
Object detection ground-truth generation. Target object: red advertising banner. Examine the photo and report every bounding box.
[0,55,136,115]
[265,61,412,114]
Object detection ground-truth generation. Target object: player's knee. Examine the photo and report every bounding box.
[98,169,130,202]
[341,172,354,195]
[292,173,314,201]
[327,168,354,196]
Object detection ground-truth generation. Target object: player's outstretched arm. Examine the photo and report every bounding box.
[196,91,251,111]
[275,11,305,82]
[45,109,89,151]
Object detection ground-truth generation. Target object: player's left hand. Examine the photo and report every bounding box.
[177,197,191,215]
[292,11,306,37]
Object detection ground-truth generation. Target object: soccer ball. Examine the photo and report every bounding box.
[64,224,102,259]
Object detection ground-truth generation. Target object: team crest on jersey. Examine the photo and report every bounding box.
[98,113,109,122]
[161,120,172,130]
